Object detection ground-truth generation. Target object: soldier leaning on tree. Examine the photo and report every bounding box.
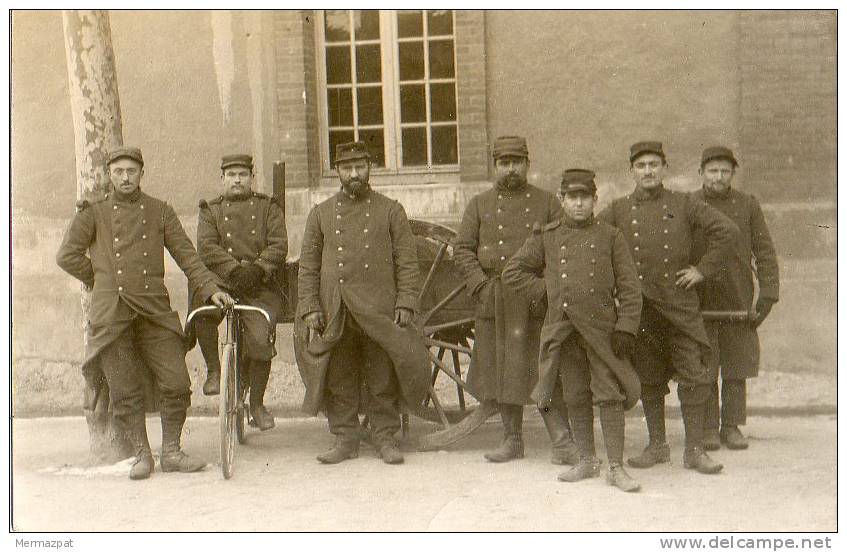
[691,146,779,451]
[57,146,235,480]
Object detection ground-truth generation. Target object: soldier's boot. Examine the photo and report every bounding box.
[557,401,600,482]
[598,401,640,492]
[484,404,524,463]
[122,412,154,481]
[720,379,749,450]
[378,442,404,465]
[85,408,113,464]
[317,438,360,464]
[680,384,723,475]
[628,395,671,469]
[539,400,579,466]
[248,360,275,431]
[197,318,221,396]
[702,382,721,451]
[160,395,207,473]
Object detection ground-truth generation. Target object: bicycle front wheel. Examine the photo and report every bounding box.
[220,342,237,479]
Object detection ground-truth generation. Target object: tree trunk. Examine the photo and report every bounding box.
[62,10,130,464]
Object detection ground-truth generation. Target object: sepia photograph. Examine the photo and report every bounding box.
[7,7,838,540]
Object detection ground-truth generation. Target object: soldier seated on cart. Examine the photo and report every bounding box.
[503,169,643,492]
[297,141,431,465]
[189,154,288,432]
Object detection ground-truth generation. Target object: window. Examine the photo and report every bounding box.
[317,9,459,175]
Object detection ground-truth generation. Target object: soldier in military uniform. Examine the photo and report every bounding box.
[56,147,235,480]
[453,136,576,464]
[691,146,779,451]
[598,141,736,474]
[190,154,288,431]
[297,141,430,465]
[503,169,643,492]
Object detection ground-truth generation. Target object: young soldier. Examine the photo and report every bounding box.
[598,141,736,475]
[453,136,576,464]
[503,169,642,492]
[57,146,234,480]
[190,154,287,431]
[692,146,779,450]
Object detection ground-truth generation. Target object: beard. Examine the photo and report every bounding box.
[342,178,369,197]
[497,173,526,190]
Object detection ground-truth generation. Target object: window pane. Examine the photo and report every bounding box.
[397,10,422,38]
[427,10,453,36]
[324,10,350,42]
[326,46,351,85]
[329,130,355,165]
[398,41,424,81]
[354,10,380,41]
[357,86,383,125]
[428,40,455,79]
[355,44,382,83]
[358,128,385,167]
[400,84,426,123]
[402,127,428,166]
[432,125,458,165]
[430,83,456,122]
[327,88,353,127]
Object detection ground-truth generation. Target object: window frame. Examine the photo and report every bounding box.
[315,9,460,182]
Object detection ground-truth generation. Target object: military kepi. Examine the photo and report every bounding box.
[107,146,144,167]
[560,169,597,194]
[335,141,370,166]
[701,145,739,168]
[493,135,529,159]
[221,154,253,170]
[629,141,665,163]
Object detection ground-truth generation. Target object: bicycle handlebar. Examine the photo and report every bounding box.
[186,304,272,326]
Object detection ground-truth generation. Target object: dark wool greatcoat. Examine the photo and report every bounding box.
[691,187,779,379]
[56,191,221,383]
[502,218,642,410]
[296,189,430,416]
[189,192,288,358]
[452,183,562,405]
[597,186,736,351]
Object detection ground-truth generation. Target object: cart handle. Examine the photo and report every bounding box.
[186,304,271,326]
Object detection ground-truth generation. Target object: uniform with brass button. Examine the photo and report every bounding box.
[188,154,288,432]
[453,135,564,463]
[691,146,780,451]
[503,168,643,492]
[297,141,430,465]
[56,146,233,480]
[598,141,736,475]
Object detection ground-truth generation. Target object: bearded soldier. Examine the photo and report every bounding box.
[504,169,642,492]
[57,146,234,480]
[297,141,430,465]
[453,136,575,464]
[598,141,736,475]
[691,146,779,451]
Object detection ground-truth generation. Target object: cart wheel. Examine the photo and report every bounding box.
[220,343,236,479]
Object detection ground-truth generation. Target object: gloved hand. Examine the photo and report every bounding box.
[228,264,264,296]
[303,311,326,333]
[611,330,636,360]
[394,307,414,328]
[240,264,265,290]
[753,298,775,328]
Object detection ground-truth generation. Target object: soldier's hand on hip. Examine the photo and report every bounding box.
[304,311,326,333]
[211,291,235,308]
[394,307,414,328]
[675,266,705,290]
[753,297,775,328]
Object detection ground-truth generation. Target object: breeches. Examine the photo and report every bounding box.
[558,333,625,405]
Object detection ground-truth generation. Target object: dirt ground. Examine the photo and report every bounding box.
[11,412,836,532]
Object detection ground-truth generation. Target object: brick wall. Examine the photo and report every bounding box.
[455,10,489,182]
[738,10,836,203]
[274,10,320,188]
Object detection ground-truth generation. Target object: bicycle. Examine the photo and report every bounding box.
[186,303,271,479]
